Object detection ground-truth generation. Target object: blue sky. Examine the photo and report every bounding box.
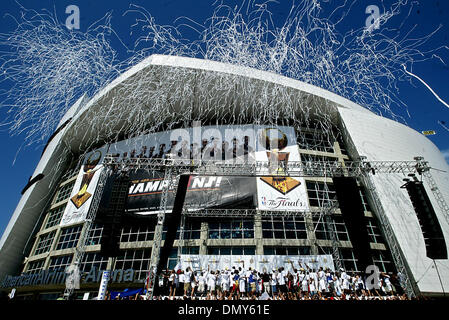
[0,0,448,238]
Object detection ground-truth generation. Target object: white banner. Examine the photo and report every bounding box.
[60,147,107,227]
[177,254,334,273]
[97,271,110,301]
[255,126,309,211]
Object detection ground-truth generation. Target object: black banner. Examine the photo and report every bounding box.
[115,169,257,216]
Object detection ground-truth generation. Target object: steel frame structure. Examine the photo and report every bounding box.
[63,154,448,299]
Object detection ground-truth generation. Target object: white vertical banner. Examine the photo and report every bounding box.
[60,147,107,227]
[255,126,309,211]
[97,270,110,300]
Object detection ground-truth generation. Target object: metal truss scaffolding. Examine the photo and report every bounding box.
[63,166,112,299]
[64,154,448,299]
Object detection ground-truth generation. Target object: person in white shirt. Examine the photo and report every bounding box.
[382,273,393,295]
[277,267,287,299]
[221,268,231,297]
[204,269,210,292]
[309,277,316,297]
[309,268,318,295]
[318,267,327,297]
[184,267,192,296]
[198,272,206,297]
[227,269,233,296]
[238,267,246,297]
[340,268,350,294]
[333,273,342,297]
[190,271,198,298]
[178,271,185,297]
[355,274,365,296]
[168,270,176,299]
[292,269,299,295]
[270,270,278,298]
[207,271,217,300]
[300,270,308,298]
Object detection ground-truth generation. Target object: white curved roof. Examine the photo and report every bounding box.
[57,54,373,153]
[75,54,372,122]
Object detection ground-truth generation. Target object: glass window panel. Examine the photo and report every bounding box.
[209,230,219,239]
[263,230,273,238]
[273,221,283,229]
[274,231,284,239]
[219,247,231,255]
[244,230,254,238]
[232,230,242,238]
[221,230,231,239]
[262,222,272,229]
[276,247,286,255]
[243,247,255,255]
[285,230,296,239]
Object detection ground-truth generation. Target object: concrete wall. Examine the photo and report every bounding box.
[339,108,449,295]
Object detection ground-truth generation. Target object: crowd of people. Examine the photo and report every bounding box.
[145,262,411,301]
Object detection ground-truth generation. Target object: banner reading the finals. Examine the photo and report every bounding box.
[255,126,309,212]
[60,147,107,227]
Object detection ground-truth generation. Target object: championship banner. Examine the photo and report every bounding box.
[255,126,309,211]
[125,170,257,215]
[178,254,335,273]
[60,147,107,226]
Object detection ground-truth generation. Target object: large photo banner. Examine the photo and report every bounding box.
[178,254,335,273]
[60,147,107,226]
[107,124,259,165]
[125,170,257,215]
[254,126,309,212]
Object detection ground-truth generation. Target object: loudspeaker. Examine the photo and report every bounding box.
[157,175,190,270]
[153,174,190,296]
[333,177,373,273]
[404,181,447,259]
[98,173,130,257]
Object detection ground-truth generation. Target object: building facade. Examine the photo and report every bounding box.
[0,55,448,299]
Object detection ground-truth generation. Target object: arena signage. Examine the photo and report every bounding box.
[260,196,308,210]
[0,267,135,289]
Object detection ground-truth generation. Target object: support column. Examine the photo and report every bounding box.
[254,212,263,255]
[305,213,318,255]
[199,222,208,255]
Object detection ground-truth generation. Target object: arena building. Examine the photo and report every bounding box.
[0,55,448,300]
